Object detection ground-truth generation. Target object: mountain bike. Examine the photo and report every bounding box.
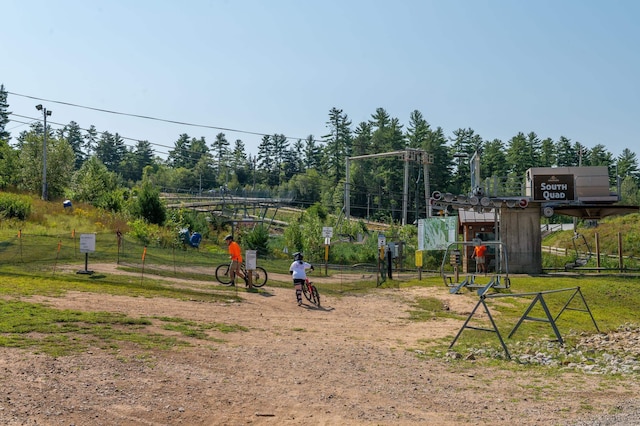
[215,262,268,288]
[302,276,320,307]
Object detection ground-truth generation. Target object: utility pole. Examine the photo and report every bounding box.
[345,149,433,224]
[35,104,52,201]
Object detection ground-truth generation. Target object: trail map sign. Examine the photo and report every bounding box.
[79,233,96,253]
[77,233,96,274]
[418,217,458,250]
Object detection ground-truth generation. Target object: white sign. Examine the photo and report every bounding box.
[417,220,425,251]
[322,226,334,238]
[245,250,257,270]
[377,234,386,248]
[79,234,96,253]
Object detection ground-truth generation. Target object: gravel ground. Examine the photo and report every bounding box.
[1,265,639,425]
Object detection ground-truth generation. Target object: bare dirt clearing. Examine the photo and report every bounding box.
[2,263,639,425]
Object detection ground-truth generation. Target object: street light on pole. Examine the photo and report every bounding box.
[35,104,52,201]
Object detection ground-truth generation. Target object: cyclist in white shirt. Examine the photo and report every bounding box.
[289,252,314,306]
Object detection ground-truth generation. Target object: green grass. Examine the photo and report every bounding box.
[3,194,640,368]
[155,316,248,340]
[408,296,464,321]
[0,299,188,357]
[0,262,249,356]
[406,274,640,370]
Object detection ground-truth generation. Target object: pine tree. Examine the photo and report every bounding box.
[588,144,613,167]
[257,135,275,186]
[168,134,192,169]
[540,138,556,167]
[555,136,576,166]
[481,138,508,181]
[211,132,230,177]
[84,125,98,156]
[617,148,639,184]
[95,131,126,174]
[303,135,322,170]
[0,84,11,142]
[60,121,86,169]
[323,107,352,185]
[506,132,531,177]
[450,128,482,194]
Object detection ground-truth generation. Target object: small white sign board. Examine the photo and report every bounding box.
[79,234,96,253]
[378,234,386,248]
[245,250,257,270]
[322,226,334,238]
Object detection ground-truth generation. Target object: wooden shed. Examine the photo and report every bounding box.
[457,209,497,273]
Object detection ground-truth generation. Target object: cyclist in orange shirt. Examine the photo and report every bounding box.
[224,235,245,285]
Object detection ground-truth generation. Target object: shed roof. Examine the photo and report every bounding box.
[457,208,497,224]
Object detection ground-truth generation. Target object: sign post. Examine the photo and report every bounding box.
[77,233,96,275]
[377,234,386,286]
[245,250,257,290]
[322,227,333,275]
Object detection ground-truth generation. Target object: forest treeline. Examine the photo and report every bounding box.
[1,84,639,225]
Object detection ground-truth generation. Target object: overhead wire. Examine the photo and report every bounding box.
[6,94,420,207]
[8,91,326,144]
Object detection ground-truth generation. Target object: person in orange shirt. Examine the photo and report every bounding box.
[472,241,488,274]
[224,234,245,285]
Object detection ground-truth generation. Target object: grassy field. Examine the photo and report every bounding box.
[1,195,639,361]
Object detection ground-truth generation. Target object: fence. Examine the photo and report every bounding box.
[542,233,640,272]
[0,231,227,280]
[0,231,414,294]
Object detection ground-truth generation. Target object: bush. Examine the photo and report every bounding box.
[283,215,304,253]
[0,193,32,220]
[243,225,270,256]
[127,218,178,248]
[130,180,166,225]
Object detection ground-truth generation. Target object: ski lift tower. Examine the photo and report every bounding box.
[344,149,434,225]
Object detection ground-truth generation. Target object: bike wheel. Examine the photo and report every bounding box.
[311,285,320,307]
[302,283,313,303]
[215,264,233,285]
[248,266,268,287]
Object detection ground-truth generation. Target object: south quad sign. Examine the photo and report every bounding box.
[533,174,575,201]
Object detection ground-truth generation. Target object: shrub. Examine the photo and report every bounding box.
[130,180,166,225]
[243,225,270,256]
[0,193,32,220]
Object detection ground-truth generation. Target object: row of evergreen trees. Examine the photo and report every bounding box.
[1,84,639,224]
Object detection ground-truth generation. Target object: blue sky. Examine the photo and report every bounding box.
[3,0,638,160]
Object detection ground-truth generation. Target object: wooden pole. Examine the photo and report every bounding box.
[618,232,624,272]
[595,232,600,271]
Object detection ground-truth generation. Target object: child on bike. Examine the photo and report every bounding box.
[289,252,314,306]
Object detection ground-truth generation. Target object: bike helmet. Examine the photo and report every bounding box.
[293,252,303,261]
[224,234,233,241]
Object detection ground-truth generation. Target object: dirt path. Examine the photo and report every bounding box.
[1,264,638,425]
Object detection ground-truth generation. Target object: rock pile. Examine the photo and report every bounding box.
[449,323,640,376]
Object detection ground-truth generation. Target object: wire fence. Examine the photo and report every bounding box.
[0,232,419,293]
[0,232,227,280]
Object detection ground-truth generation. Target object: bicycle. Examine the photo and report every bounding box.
[215,262,268,288]
[301,276,320,307]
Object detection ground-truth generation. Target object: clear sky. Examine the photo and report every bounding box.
[3,0,638,160]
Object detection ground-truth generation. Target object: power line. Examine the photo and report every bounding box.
[8,91,326,144]
[9,114,253,169]
[9,113,174,150]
